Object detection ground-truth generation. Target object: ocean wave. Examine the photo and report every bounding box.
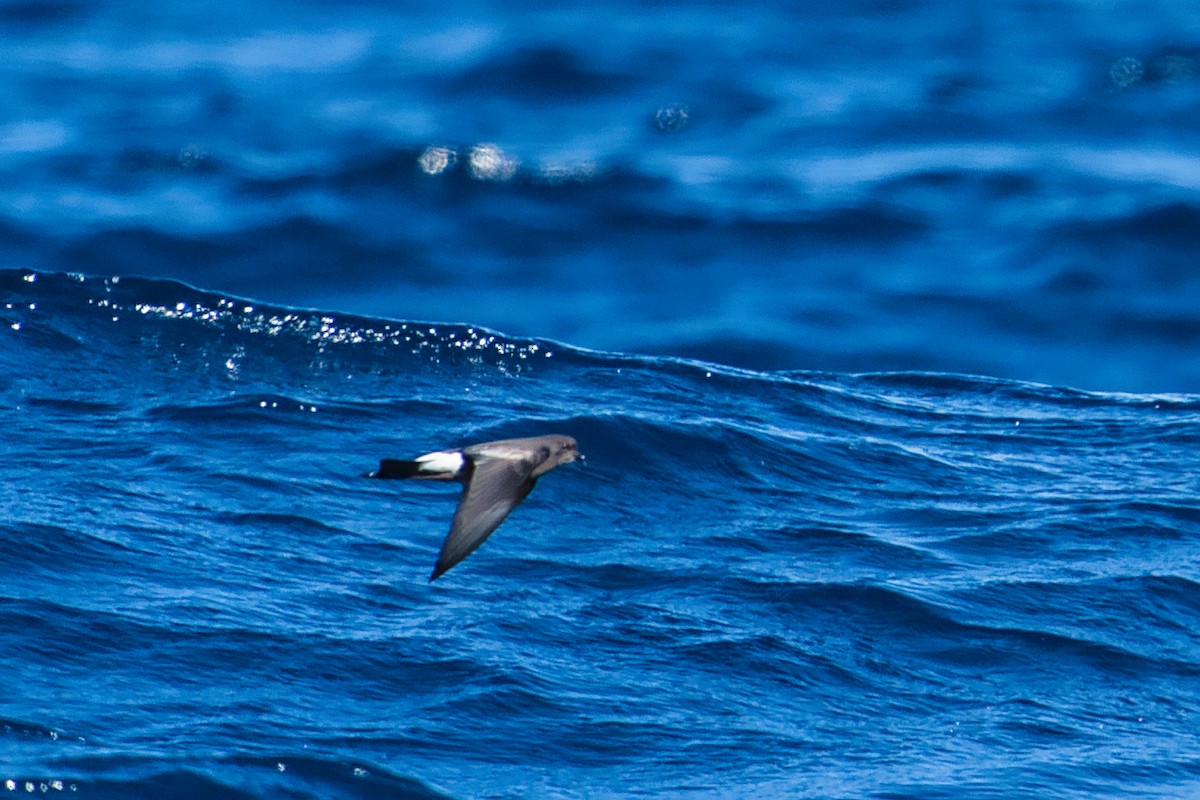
[0,754,453,800]
[4,268,1200,798]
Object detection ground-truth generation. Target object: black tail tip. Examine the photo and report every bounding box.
[371,459,422,480]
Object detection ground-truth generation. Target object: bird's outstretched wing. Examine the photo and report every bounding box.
[430,453,540,580]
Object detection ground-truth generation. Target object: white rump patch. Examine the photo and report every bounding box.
[415,450,465,475]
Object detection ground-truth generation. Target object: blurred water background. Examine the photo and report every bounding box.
[4,0,1200,390]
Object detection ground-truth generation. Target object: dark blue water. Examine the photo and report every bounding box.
[5,0,1200,391]
[5,273,1200,798]
[4,1,1200,797]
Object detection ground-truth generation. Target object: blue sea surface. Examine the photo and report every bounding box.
[4,0,1200,391]
[4,273,1200,798]
[3,1,1200,798]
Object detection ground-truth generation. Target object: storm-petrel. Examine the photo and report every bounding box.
[369,434,581,581]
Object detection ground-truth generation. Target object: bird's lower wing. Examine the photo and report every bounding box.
[430,456,538,580]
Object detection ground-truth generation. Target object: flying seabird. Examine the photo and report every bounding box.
[369,434,582,581]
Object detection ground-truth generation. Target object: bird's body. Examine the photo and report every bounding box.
[370,434,581,580]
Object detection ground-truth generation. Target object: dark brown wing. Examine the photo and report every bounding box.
[429,453,539,581]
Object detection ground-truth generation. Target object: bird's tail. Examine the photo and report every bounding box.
[369,459,424,480]
[369,449,466,480]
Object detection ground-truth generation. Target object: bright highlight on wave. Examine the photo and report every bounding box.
[417,143,596,184]
[3,779,73,793]
[123,286,556,375]
[135,297,536,352]
[6,271,561,379]
[417,143,518,181]
[466,143,518,182]
[417,146,456,176]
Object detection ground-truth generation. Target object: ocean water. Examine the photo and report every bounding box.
[4,0,1200,391]
[4,273,1200,799]
[4,1,1200,798]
